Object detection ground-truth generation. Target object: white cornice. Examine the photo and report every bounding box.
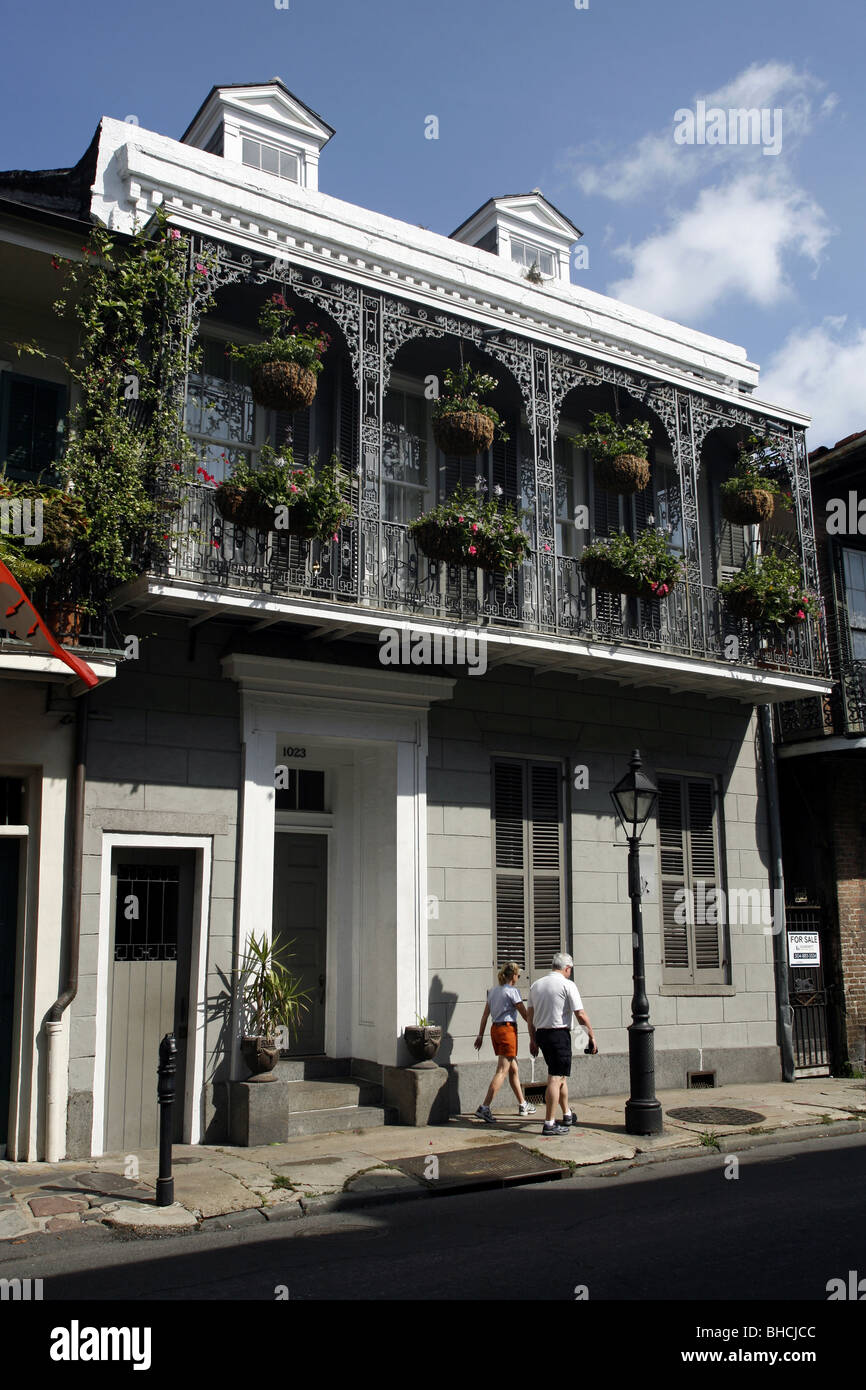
[85,118,814,418]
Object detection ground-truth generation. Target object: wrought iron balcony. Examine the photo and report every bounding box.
[840,659,866,735]
[142,483,828,679]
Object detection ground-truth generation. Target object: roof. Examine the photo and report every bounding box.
[179,78,336,144]
[0,128,100,220]
[808,429,866,465]
[450,192,582,242]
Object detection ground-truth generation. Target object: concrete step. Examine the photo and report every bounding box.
[285,1105,390,1138]
[274,1057,346,1082]
[285,1078,382,1113]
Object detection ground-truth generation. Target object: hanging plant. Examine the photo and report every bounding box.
[431,366,508,457]
[720,433,792,525]
[409,482,527,572]
[580,527,682,599]
[227,295,330,412]
[0,479,89,563]
[720,549,818,627]
[215,445,351,542]
[572,411,653,495]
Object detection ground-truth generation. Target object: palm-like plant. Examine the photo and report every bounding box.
[239,931,309,1048]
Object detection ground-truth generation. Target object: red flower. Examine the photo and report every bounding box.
[51,256,62,271]
[796,609,805,620]
[468,545,477,556]
[457,515,465,523]
[173,463,182,473]
[471,522,479,532]
[332,533,339,542]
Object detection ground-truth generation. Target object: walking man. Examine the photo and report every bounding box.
[528,953,597,1137]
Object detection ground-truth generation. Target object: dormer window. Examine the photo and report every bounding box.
[510,237,556,279]
[241,136,300,184]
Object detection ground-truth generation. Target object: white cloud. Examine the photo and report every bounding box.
[758,317,866,450]
[607,172,832,320]
[570,62,833,203]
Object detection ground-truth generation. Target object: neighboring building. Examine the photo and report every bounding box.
[775,431,866,1073]
[0,80,831,1159]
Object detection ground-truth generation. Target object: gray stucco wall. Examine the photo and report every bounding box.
[68,617,241,1155]
[425,666,780,1110]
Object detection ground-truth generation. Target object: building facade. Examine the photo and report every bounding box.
[0,80,832,1158]
[776,431,866,1073]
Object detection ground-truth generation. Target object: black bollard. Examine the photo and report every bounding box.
[156,1033,177,1207]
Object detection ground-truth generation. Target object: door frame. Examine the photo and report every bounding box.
[0,828,26,1159]
[273,824,332,1055]
[92,834,213,1155]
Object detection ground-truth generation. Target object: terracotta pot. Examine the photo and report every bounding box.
[721,486,775,526]
[241,1035,279,1075]
[403,1024,442,1063]
[433,410,495,457]
[215,484,276,532]
[593,452,651,496]
[250,361,318,412]
[45,602,84,640]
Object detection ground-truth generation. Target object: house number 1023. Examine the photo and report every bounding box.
[282,747,307,758]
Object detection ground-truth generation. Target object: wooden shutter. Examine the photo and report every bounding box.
[491,430,519,505]
[337,357,359,472]
[494,761,527,968]
[719,516,747,582]
[658,774,726,983]
[493,760,565,980]
[529,763,565,973]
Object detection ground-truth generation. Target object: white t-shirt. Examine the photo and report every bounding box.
[529,972,583,1030]
[486,984,523,1023]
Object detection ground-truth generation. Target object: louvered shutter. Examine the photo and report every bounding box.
[337,357,359,472]
[493,760,565,981]
[658,774,726,983]
[687,780,722,973]
[719,516,747,583]
[494,762,527,968]
[529,763,565,973]
[659,778,690,977]
[491,430,519,505]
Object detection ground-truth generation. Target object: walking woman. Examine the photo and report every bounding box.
[474,961,537,1122]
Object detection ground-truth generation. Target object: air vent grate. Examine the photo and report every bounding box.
[687,1071,716,1089]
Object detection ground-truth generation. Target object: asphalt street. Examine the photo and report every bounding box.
[3,1131,863,1303]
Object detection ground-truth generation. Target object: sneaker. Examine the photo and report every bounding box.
[518,1101,537,1116]
[541,1121,569,1137]
[561,1111,578,1127]
[475,1105,497,1124]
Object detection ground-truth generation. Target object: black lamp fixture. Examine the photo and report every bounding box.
[610,749,664,1137]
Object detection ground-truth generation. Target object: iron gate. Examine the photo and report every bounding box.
[786,906,830,1072]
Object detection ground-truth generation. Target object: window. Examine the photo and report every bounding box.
[0,373,65,481]
[0,778,24,825]
[510,237,556,279]
[554,434,589,559]
[184,337,255,483]
[275,769,326,813]
[658,775,727,985]
[493,759,566,984]
[241,137,300,184]
[842,548,866,660]
[383,387,431,522]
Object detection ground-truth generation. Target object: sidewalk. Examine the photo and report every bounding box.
[1,1077,863,1243]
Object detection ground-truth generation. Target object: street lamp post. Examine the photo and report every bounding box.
[611,749,664,1137]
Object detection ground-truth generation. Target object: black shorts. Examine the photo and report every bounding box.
[536,1028,572,1078]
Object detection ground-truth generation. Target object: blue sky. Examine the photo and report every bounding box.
[3,0,863,447]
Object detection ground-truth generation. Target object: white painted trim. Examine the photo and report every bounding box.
[777,735,866,758]
[0,825,28,836]
[91,834,213,1155]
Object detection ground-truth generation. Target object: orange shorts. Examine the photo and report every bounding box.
[491,1022,518,1058]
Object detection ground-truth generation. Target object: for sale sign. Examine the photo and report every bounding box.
[787,931,820,966]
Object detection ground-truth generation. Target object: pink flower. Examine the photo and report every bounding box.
[290,484,298,493]
[333,533,339,542]
[796,609,805,620]
[468,545,477,556]
[169,229,180,240]
[544,543,551,553]
[195,262,207,274]
[471,523,479,532]
[457,515,465,523]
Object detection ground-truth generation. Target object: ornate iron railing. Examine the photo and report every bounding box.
[840,659,866,735]
[149,484,828,676]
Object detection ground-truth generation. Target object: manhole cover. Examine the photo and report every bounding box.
[667,1107,765,1126]
[392,1142,566,1194]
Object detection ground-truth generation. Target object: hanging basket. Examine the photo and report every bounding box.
[250,360,318,413]
[593,452,651,496]
[721,486,776,526]
[215,484,276,531]
[432,410,495,457]
[580,553,655,599]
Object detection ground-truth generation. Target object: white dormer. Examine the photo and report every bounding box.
[180,78,335,192]
[450,192,581,283]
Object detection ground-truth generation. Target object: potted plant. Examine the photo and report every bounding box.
[215,446,351,540]
[227,294,330,413]
[239,931,310,1076]
[720,433,792,525]
[0,479,89,563]
[409,481,528,572]
[580,527,682,599]
[572,411,653,496]
[431,365,508,457]
[403,1015,442,1063]
[720,549,818,627]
